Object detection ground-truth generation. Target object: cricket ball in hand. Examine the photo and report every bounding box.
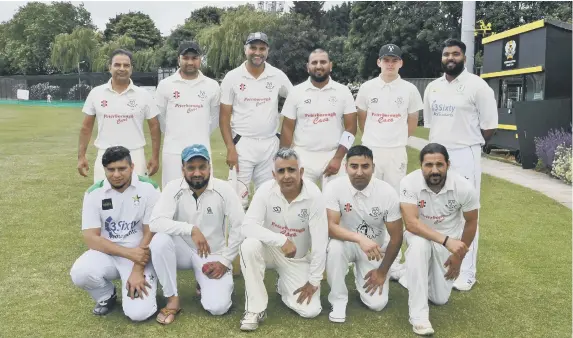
[202,262,213,274]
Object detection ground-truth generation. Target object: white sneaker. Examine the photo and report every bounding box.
[389,263,406,281]
[453,274,476,291]
[240,311,266,331]
[328,306,346,323]
[397,275,408,289]
[412,322,435,336]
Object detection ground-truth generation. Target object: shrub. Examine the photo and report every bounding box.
[534,128,572,169]
[29,82,61,100]
[551,145,572,184]
[67,82,92,101]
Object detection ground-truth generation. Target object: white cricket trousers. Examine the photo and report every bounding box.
[70,249,158,321]
[447,144,482,279]
[326,239,389,313]
[161,149,214,189]
[294,146,346,189]
[149,233,233,315]
[234,135,279,207]
[94,147,146,183]
[405,231,453,325]
[239,238,322,318]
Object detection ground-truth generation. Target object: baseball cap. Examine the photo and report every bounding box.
[178,41,202,55]
[245,32,269,45]
[379,44,402,59]
[181,144,210,162]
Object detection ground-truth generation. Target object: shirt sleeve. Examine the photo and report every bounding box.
[408,84,424,115]
[475,85,499,130]
[308,196,328,287]
[144,92,160,119]
[280,87,297,119]
[241,185,288,247]
[460,181,481,212]
[422,85,432,128]
[143,187,161,225]
[278,71,293,99]
[385,188,402,222]
[209,82,221,135]
[220,184,245,268]
[149,183,195,235]
[220,74,235,106]
[355,83,368,111]
[82,90,96,116]
[343,87,357,115]
[399,177,418,205]
[81,191,101,230]
[155,81,168,132]
[322,181,340,212]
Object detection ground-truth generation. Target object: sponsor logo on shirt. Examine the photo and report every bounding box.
[266,82,275,91]
[132,195,141,207]
[271,221,305,238]
[418,200,426,208]
[370,98,378,103]
[104,216,140,239]
[402,189,417,200]
[356,220,382,239]
[174,103,204,113]
[298,208,309,221]
[328,96,338,105]
[369,207,382,218]
[420,212,445,225]
[344,203,352,212]
[244,97,271,107]
[446,199,457,211]
[127,99,137,108]
[370,112,401,123]
[173,91,180,99]
[304,112,335,124]
[395,96,404,106]
[198,90,207,100]
[100,100,108,108]
[207,207,213,214]
[103,114,135,125]
[239,83,246,91]
[431,100,456,117]
[273,206,281,213]
[304,99,311,104]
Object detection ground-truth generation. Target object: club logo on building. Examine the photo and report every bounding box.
[395,96,404,106]
[505,40,517,60]
[239,83,246,91]
[127,99,137,108]
[298,208,309,221]
[304,99,311,104]
[344,203,352,213]
[132,195,141,206]
[370,98,378,103]
[173,91,180,99]
[100,100,108,108]
[198,90,207,100]
[446,199,457,211]
[356,220,382,239]
[273,206,281,213]
[328,96,338,105]
[418,200,426,208]
[266,82,275,91]
[207,207,213,214]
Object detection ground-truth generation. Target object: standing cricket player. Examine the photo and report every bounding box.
[399,143,479,335]
[77,49,162,183]
[70,146,160,321]
[239,148,328,331]
[220,32,293,209]
[323,145,403,323]
[423,38,498,291]
[280,49,357,188]
[355,43,423,280]
[148,144,244,324]
[155,42,221,188]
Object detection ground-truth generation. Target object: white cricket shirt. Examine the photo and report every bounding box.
[155,70,221,155]
[149,177,245,268]
[220,62,292,138]
[355,75,423,148]
[423,68,499,149]
[241,178,328,287]
[399,169,480,238]
[323,176,402,247]
[82,174,161,248]
[82,79,160,150]
[281,77,356,152]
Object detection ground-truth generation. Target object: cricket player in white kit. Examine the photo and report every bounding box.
[220,32,293,209]
[423,38,498,291]
[155,42,221,188]
[323,145,403,323]
[78,49,162,183]
[239,148,328,331]
[355,44,423,280]
[399,143,479,335]
[280,49,357,188]
[149,144,244,324]
[70,146,161,321]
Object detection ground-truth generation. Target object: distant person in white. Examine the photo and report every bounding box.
[155,41,221,188]
[399,143,479,336]
[70,146,161,321]
[148,144,244,324]
[220,32,292,209]
[46,94,52,103]
[323,145,403,323]
[280,49,357,188]
[77,49,162,183]
[355,43,423,280]
[239,148,328,331]
[423,38,498,291]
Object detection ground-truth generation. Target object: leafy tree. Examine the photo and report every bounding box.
[187,6,225,26]
[321,2,352,38]
[50,27,99,73]
[291,1,324,27]
[91,36,136,72]
[133,48,159,72]
[103,12,162,51]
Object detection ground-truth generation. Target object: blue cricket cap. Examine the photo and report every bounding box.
[181,144,210,162]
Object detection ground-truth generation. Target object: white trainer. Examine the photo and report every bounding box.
[453,274,477,291]
[389,263,406,281]
[240,311,267,331]
[328,307,346,323]
[412,322,435,336]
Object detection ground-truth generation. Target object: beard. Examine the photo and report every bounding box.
[185,175,210,190]
[424,172,446,188]
[180,66,198,77]
[309,70,330,83]
[441,60,464,76]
